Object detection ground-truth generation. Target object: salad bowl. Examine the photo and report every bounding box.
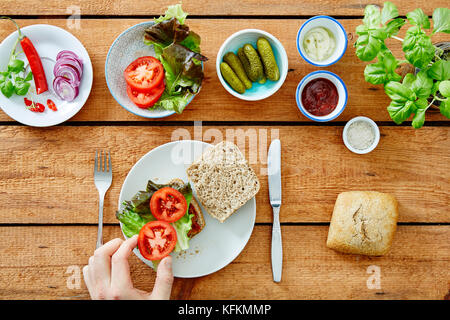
[105,22,198,119]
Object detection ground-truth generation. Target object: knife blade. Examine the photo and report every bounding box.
[268,139,282,282]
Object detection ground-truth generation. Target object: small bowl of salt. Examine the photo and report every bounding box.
[343,116,380,154]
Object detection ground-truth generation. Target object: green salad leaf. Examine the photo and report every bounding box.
[116,179,196,255]
[154,4,188,25]
[143,4,208,114]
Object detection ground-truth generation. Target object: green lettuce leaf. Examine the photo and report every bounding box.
[172,192,193,252]
[116,206,154,238]
[154,4,188,25]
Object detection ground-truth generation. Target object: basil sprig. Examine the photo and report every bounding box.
[355,2,450,128]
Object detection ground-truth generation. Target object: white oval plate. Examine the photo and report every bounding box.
[0,24,93,127]
[118,140,256,278]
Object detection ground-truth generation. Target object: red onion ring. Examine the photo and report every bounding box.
[54,64,81,87]
[56,50,83,65]
[54,57,83,78]
[53,76,79,102]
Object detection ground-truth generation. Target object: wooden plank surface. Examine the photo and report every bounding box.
[0,126,448,224]
[0,0,446,16]
[0,19,448,122]
[0,225,448,300]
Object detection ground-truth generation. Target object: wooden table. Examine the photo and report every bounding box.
[0,1,449,300]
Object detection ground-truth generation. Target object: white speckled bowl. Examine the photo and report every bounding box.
[105,22,197,119]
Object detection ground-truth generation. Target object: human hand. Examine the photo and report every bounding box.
[83,235,173,300]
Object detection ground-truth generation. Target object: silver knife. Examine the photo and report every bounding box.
[268,139,282,282]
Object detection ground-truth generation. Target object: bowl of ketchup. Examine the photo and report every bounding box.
[296,70,347,122]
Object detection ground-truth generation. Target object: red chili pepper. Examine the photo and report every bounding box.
[35,103,45,112]
[47,99,57,111]
[2,17,48,94]
[24,97,33,106]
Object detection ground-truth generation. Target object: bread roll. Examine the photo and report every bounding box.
[326,191,399,256]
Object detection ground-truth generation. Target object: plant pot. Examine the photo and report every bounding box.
[415,41,450,112]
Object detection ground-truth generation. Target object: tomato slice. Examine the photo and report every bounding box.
[124,56,164,93]
[138,221,177,261]
[126,81,165,109]
[150,187,188,223]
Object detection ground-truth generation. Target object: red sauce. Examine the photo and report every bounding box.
[301,78,338,116]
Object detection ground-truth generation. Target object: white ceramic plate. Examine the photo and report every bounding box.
[0,24,93,127]
[105,22,198,119]
[118,140,257,278]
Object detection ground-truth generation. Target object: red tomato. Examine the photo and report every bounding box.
[150,187,188,223]
[126,82,165,109]
[138,221,177,261]
[124,56,164,93]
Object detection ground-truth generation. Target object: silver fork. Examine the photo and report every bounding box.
[94,150,112,249]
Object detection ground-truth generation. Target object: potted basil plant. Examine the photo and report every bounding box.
[354,2,450,128]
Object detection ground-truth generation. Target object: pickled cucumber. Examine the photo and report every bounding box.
[240,44,264,82]
[220,62,246,94]
[258,74,266,84]
[224,52,252,90]
[257,37,280,81]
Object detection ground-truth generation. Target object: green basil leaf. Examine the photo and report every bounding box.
[432,8,450,34]
[440,99,450,118]
[364,62,387,84]
[439,80,450,98]
[403,30,435,69]
[363,5,381,28]
[24,72,33,81]
[387,100,414,124]
[0,80,14,98]
[0,72,8,84]
[402,73,415,88]
[384,81,416,102]
[384,18,405,37]
[406,8,431,29]
[355,32,385,61]
[381,2,399,24]
[431,81,440,95]
[14,80,30,96]
[7,59,24,74]
[411,70,433,98]
[412,108,426,128]
[427,60,450,81]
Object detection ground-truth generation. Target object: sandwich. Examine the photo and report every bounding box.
[186,141,260,223]
[116,178,205,264]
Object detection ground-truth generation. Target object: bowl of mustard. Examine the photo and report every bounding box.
[296,16,347,67]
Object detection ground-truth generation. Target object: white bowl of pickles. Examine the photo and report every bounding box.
[216,29,288,101]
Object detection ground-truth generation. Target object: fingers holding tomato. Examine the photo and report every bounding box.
[138,221,177,261]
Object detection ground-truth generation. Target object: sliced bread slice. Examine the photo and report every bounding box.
[186,141,260,223]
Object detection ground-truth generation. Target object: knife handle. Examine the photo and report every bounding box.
[271,205,282,283]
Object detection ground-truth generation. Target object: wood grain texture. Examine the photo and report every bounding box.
[0,0,447,16]
[0,225,448,300]
[0,126,448,224]
[0,19,448,122]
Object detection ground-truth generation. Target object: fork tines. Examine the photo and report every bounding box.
[94,150,111,172]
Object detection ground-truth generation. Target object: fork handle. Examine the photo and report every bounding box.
[96,193,105,249]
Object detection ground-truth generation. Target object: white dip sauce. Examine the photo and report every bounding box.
[303,27,336,61]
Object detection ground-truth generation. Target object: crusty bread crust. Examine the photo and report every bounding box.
[186,141,260,223]
[326,191,399,256]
